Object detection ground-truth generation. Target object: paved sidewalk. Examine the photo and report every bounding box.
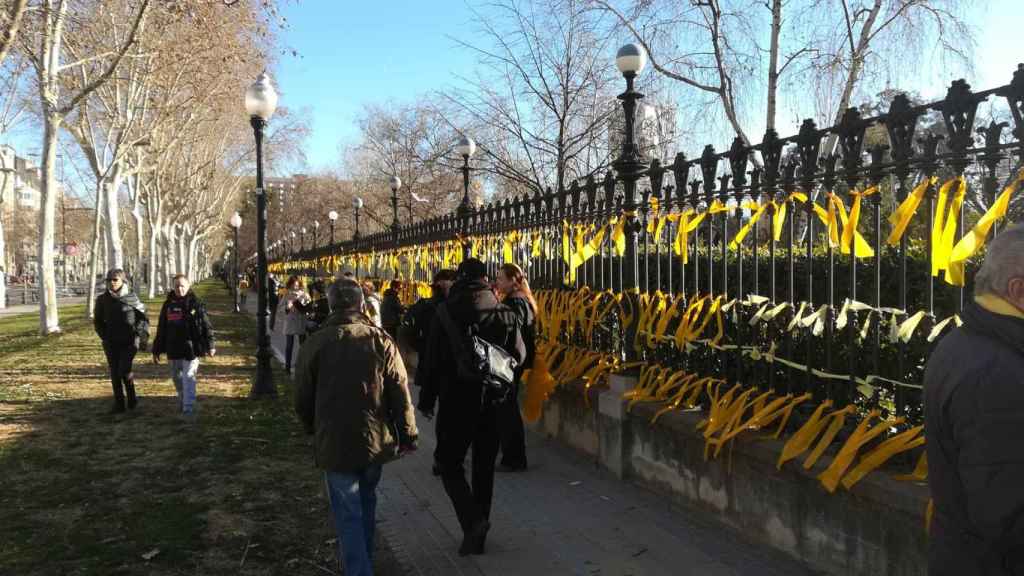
[246,293,819,576]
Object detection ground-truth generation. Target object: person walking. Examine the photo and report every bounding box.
[268,274,281,330]
[295,278,418,576]
[362,280,382,328]
[494,263,536,472]
[924,224,1024,576]
[280,275,311,374]
[417,258,525,556]
[93,268,149,414]
[238,276,250,307]
[152,274,216,421]
[380,280,406,339]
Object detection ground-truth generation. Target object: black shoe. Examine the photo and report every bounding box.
[458,520,490,556]
[125,383,138,410]
[109,399,126,414]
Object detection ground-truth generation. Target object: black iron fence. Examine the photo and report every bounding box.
[271,65,1024,429]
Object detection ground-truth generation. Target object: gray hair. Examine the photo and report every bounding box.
[974,224,1024,297]
[327,278,364,311]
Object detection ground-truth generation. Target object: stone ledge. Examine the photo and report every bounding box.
[528,379,929,576]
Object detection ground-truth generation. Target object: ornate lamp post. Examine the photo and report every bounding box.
[328,210,338,246]
[313,220,320,250]
[390,175,402,248]
[300,227,307,253]
[455,135,476,258]
[290,230,297,256]
[229,211,242,313]
[613,43,649,291]
[353,196,363,277]
[244,72,278,398]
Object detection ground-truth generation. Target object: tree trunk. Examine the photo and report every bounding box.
[37,110,61,334]
[146,208,160,299]
[766,0,782,131]
[86,181,105,318]
[104,165,124,269]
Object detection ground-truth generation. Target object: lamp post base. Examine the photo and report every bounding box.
[250,345,277,398]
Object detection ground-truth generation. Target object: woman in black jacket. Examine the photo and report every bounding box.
[494,263,536,472]
[93,268,149,413]
[152,274,215,419]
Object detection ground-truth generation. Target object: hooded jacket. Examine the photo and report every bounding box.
[152,290,215,360]
[294,309,418,473]
[94,285,149,348]
[925,294,1024,575]
[417,279,526,413]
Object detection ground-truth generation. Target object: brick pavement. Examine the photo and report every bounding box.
[247,292,820,576]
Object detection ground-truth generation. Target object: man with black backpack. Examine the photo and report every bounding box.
[417,258,525,557]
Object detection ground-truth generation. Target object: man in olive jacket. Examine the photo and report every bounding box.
[925,224,1024,575]
[295,278,417,576]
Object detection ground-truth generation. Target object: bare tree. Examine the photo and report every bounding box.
[443,0,619,195]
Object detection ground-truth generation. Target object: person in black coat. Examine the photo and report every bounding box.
[494,263,537,472]
[924,224,1024,576]
[417,258,525,557]
[402,269,457,385]
[380,280,406,339]
[93,268,149,413]
[152,274,215,419]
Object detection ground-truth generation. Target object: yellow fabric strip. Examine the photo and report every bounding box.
[948,171,1024,282]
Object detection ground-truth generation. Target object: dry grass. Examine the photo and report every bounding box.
[0,282,405,575]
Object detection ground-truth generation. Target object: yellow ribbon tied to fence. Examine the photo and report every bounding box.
[947,170,1024,285]
[887,177,937,246]
[931,176,968,285]
[729,201,768,250]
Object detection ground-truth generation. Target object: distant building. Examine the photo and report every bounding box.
[1,144,66,277]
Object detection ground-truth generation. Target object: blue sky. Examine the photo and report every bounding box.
[273,0,480,171]
[275,0,1024,172]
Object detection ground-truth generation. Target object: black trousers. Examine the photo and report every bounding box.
[436,393,501,533]
[285,334,306,372]
[497,381,527,468]
[103,342,137,402]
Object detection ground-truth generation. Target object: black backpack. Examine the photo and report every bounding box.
[436,303,518,405]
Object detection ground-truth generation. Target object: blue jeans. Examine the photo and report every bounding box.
[169,358,199,414]
[324,466,382,576]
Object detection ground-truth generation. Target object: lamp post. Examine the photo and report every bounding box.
[313,220,320,250]
[353,196,363,277]
[455,136,476,258]
[328,210,338,246]
[229,211,242,312]
[390,175,402,248]
[612,43,649,292]
[300,227,307,252]
[290,230,297,256]
[245,72,278,398]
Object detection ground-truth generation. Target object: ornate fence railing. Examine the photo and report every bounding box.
[269,65,1024,489]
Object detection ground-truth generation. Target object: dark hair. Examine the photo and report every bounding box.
[457,258,488,281]
[172,274,190,284]
[433,269,458,284]
[286,275,303,290]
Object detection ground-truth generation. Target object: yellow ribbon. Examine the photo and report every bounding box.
[947,171,1024,285]
[931,177,967,285]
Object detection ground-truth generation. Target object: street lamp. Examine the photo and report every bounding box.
[353,196,364,277]
[229,211,242,312]
[613,43,649,292]
[455,136,476,258]
[300,226,307,252]
[389,174,401,231]
[244,72,278,398]
[328,210,338,245]
[290,230,297,255]
[313,220,320,250]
